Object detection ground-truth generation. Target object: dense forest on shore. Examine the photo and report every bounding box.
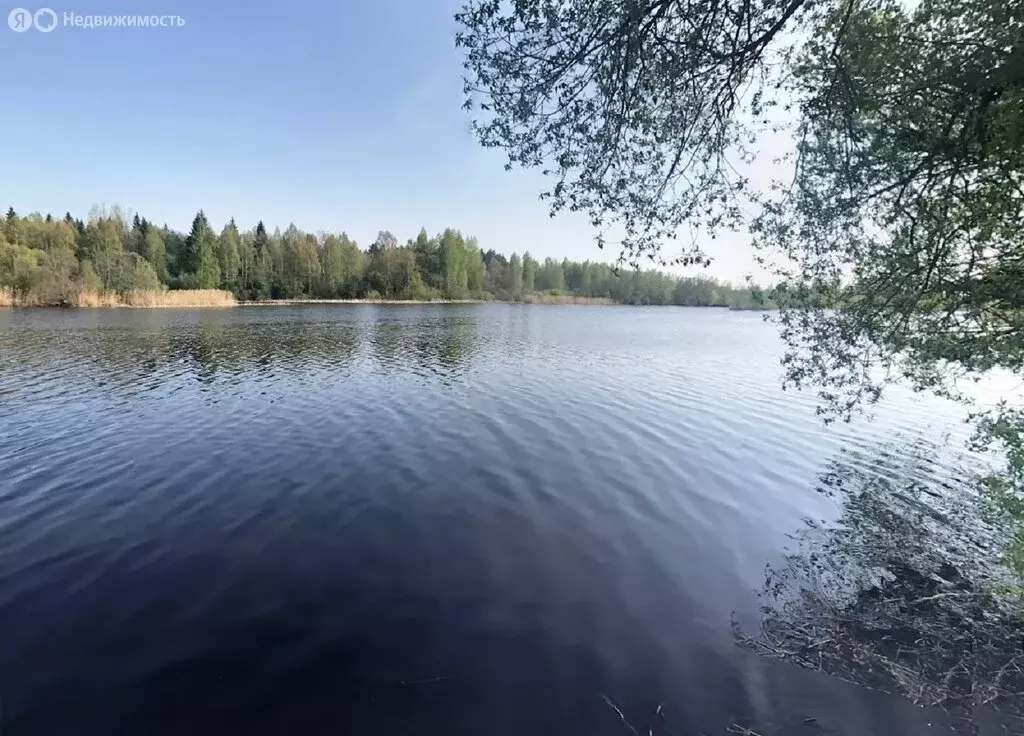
[0,207,764,308]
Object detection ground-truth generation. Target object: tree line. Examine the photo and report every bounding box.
[0,206,762,308]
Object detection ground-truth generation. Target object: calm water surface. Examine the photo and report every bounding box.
[0,305,971,734]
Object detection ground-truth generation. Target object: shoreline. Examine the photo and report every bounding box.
[1,293,768,310]
[0,300,771,310]
[241,297,619,306]
[1,295,621,309]
[242,298,486,306]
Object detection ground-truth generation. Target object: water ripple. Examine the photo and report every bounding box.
[0,305,997,735]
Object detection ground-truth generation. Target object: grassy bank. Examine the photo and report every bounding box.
[0,287,236,308]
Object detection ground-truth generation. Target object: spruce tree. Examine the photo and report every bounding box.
[185,211,221,288]
[254,221,268,255]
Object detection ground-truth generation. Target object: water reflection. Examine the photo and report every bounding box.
[0,307,493,406]
[369,311,479,381]
[739,438,1024,728]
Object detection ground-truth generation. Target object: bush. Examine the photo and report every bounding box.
[0,241,46,296]
[410,280,443,301]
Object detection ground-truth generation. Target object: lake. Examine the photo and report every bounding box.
[0,305,981,735]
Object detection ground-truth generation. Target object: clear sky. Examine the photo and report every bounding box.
[1,0,770,282]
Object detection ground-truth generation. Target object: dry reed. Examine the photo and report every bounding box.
[118,289,236,307]
[74,289,124,307]
[0,288,236,308]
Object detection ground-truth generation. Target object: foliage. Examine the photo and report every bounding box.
[185,211,221,290]
[143,228,167,282]
[218,219,241,292]
[80,260,102,292]
[79,208,126,263]
[523,252,537,291]
[754,0,1024,575]
[0,205,763,309]
[751,0,1024,419]
[971,406,1024,576]
[365,242,421,299]
[455,0,816,265]
[0,238,45,297]
[508,253,523,295]
[319,233,363,298]
[96,252,162,294]
[283,230,320,297]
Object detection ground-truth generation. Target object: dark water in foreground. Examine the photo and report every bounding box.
[0,306,976,735]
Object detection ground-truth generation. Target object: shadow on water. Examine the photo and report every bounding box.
[735,437,1024,733]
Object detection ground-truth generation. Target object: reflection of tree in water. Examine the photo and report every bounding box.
[27,311,485,396]
[166,320,364,381]
[76,318,366,390]
[369,319,404,369]
[438,318,475,370]
[373,313,478,378]
[736,438,1024,728]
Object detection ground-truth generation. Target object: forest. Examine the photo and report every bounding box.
[0,206,763,308]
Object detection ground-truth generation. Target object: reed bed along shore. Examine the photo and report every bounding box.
[0,288,237,308]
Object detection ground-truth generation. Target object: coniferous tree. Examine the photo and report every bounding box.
[247,221,271,299]
[185,211,221,288]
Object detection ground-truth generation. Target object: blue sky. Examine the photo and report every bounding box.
[1,0,765,281]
